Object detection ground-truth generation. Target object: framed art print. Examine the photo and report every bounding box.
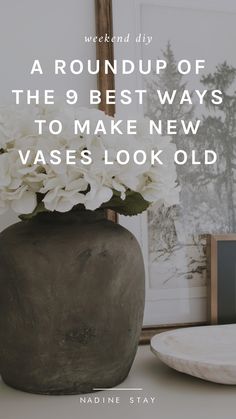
[208,234,236,325]
[109,0,236,331]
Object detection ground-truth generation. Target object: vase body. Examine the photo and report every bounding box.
[0,210,145,395]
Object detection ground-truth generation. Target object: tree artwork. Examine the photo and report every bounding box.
[145,43,236,289]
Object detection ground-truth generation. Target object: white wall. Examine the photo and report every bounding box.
[0,0,96,231]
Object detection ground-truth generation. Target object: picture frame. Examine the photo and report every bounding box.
[95,0,236,340]
[95,0,117,223]
[208,234,236,325]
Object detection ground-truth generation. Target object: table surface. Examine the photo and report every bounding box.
[1,345,236,419]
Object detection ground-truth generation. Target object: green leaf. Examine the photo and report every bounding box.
[105,191,150,216]
[19,201,48,221]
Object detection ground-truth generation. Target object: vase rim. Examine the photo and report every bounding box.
[25,208,107,224]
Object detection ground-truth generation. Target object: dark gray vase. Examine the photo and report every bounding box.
[0,210,145,395]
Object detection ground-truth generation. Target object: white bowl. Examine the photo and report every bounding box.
[151,324,236,385]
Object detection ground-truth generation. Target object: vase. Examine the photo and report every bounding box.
[0,210,145,395]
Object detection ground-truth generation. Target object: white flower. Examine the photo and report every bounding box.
[0,187,37,214]
[11,189,37,214]
[84,181,113,211]
[0,154,11,187]
[0,104,179,216]
[43,188,85,212]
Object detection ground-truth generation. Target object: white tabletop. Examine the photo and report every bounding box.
[0,345,236,419]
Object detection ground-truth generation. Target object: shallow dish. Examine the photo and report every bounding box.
[151,324,236,385]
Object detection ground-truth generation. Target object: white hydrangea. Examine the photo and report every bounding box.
[0,104,179,216]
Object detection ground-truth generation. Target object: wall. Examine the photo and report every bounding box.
[0,0,96,231]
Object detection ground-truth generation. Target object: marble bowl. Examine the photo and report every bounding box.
[151,324,236,385]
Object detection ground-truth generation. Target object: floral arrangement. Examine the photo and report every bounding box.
[0,104,179,217]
